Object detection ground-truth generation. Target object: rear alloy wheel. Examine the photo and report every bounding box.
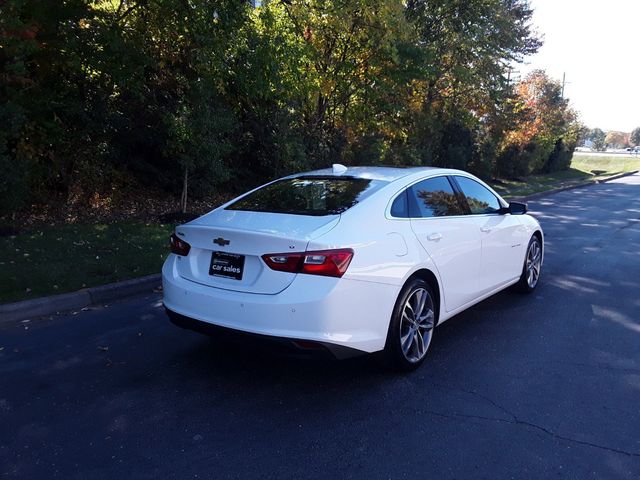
[514,235,542,293]
[384,279,436,371]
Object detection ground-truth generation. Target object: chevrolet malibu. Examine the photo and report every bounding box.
[163,165,543,370]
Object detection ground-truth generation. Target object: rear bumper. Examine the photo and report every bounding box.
[166,308,359,359]
[162,255,399,354]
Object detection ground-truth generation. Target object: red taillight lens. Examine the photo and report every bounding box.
[170,233,191,256]
[261,249,353,278]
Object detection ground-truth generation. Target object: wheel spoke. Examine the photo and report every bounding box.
[417,309,434,330]
[405,301,414,316]
[414,331,425,358]
[533,247,541,263]
[401,329,413,354]
[410,292,420,315]
[415,290,426,317]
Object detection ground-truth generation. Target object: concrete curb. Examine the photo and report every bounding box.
[0,274,161,324]
[516,170,639,202]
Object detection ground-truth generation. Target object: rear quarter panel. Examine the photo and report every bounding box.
[306,189,443,292]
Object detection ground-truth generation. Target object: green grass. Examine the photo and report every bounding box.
[491,168,592,198]
[492,154,640,198]
[0,223,174,304]
[570,154,640,176]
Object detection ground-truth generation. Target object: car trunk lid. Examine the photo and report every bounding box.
[174,209,339,294]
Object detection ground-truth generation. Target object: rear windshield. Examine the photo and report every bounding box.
[226,176,386,216]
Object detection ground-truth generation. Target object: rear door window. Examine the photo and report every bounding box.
[408,176,465,218]
[226,176,385,216]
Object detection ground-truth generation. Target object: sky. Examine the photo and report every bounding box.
[519,0,640,132]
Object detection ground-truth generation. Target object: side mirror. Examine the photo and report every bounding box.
[508,201,527,215]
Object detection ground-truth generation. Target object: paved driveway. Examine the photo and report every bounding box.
[1,174,640,479]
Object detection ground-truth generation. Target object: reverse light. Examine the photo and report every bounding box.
[170,233,191,256]
[262,249,354,278]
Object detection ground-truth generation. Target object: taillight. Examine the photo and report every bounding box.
[262,249,353,278]
[170,233,191,256]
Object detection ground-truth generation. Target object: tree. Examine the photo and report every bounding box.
[276,0,414,164]
[497,70,578,176]
[604,131,628,149]
[405,0,541,170]
[590,128,606,151]
[2,0,584,217]
[630,127,640,146]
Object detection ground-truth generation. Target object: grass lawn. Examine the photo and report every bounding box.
[570,154,640,176]
[492,154,640,198]
[0,223,174,304]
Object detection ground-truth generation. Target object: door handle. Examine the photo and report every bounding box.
[480,227,492,233]
[427,233,442,241]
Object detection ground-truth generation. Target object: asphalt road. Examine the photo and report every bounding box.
[574,150,640,158]
[2,174,640,479]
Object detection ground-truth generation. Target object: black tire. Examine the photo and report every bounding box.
[513,235,542,293]
[383,278,437,371]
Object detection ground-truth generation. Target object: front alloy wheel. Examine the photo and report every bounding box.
[515,235,542,293]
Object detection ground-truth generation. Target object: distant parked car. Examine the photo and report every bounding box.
[163,165,544,370]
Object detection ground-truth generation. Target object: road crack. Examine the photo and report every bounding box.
[560,361,640,376]
[430,383,640,458]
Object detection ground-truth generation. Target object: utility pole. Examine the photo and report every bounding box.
[561,72,571,100]
[506,66,520,88]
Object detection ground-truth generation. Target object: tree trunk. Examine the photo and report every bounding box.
[180,167,188,214]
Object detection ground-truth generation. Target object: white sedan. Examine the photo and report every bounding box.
[162,165,543,370]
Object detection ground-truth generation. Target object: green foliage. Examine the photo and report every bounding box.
[631,127,640,147]
[496,71,581,177]
[544,138,574,173]
[1,0,579,216]
[589,128,607,151]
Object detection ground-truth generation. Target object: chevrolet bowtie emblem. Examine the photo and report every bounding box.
[213,237,230,247]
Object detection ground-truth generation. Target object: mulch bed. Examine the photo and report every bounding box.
[0,187,233,235]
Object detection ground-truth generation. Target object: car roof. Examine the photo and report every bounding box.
[297,165,449,182]
[292,165,506,205]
